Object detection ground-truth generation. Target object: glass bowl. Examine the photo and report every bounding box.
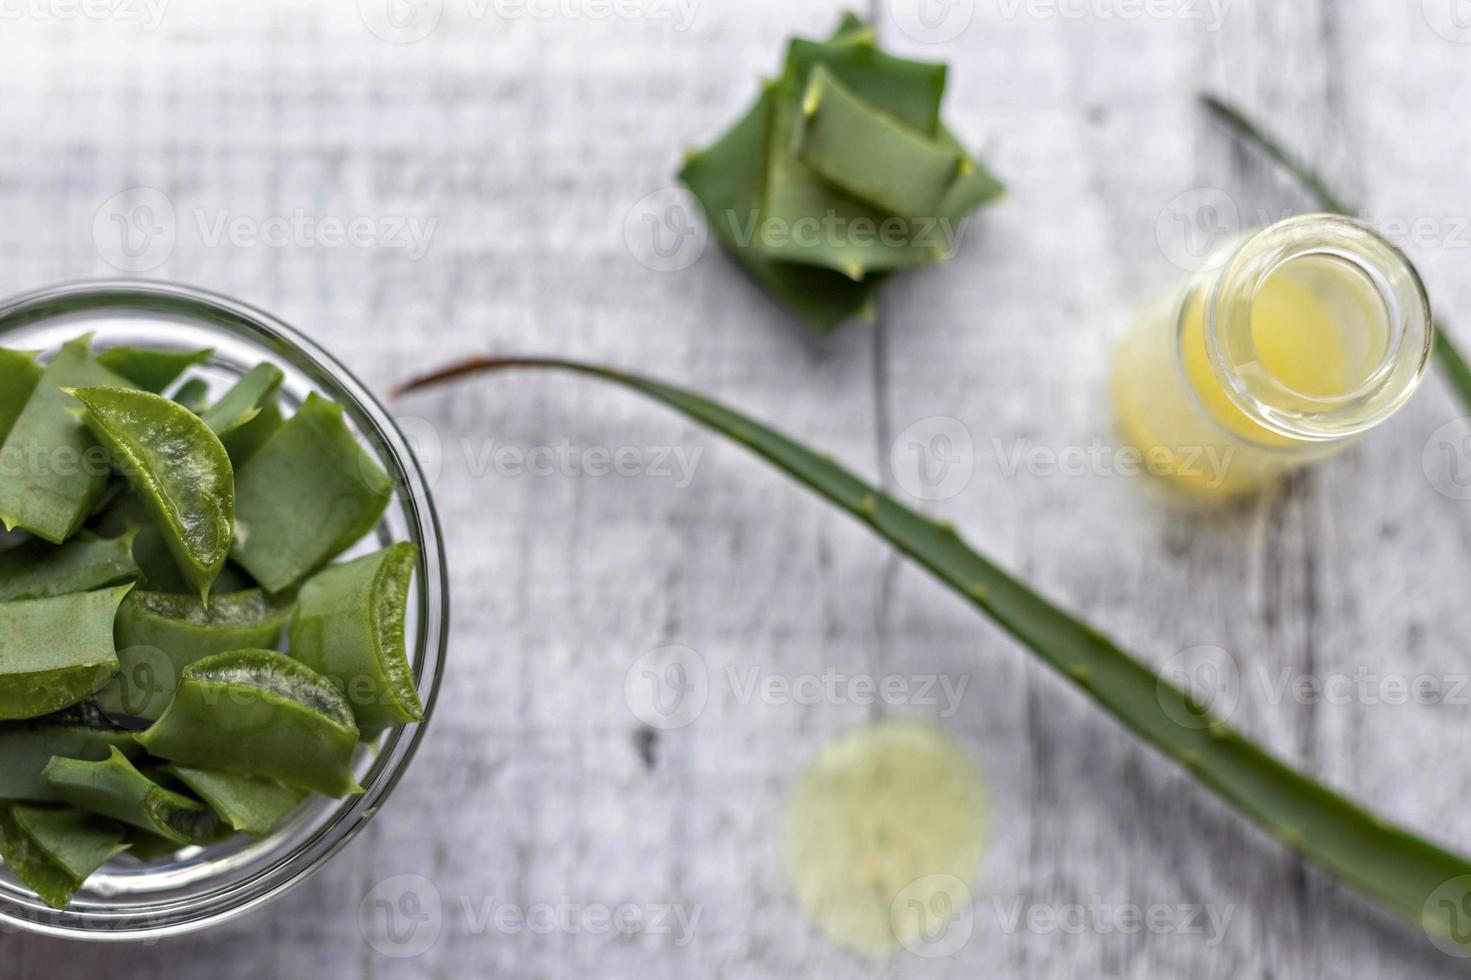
[0,280,449,941]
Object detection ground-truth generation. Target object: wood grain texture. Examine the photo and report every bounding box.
[2,0,1470,976]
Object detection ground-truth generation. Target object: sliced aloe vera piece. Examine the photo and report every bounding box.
[199,363,283,437]
[936,126,1005,221]
[0,585,130,721]
[163,766,303,836]
[0,803,127,909]
[171,377,211,414]
[69,386,235,602]
[0,337,136,544]
[0,349,43,445]
[201,364,286,467]
[289,542,421,729]
[89,491,251,596]
[119,827,184,861]
[97,588,294,721]
[759,30,954,277]
[136,650,362,797]
[0,529,139,602]
[232,394,393,594]
[220,397,282,468]
[793,65,962,217]
[396,355,1471,949]
[0,714,143,801]
[43,747,225,846]
[679,85,885,331]
[785,28,947,135]
[95,346,212,394]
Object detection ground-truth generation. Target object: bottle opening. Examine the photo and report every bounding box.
[1203,215,1432,442]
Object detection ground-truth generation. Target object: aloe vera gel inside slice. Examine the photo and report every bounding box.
[289,542,421,729]
[137,650,362,797]
[783,720,987,958]
[98,588,294,721]
[69,386,235,601]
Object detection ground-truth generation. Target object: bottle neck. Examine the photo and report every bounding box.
[1193,214,1432,442]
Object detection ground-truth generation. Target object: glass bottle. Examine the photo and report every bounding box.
[1113,214,1433,495]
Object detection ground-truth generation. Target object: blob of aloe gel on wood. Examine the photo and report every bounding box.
[782,719,986,958]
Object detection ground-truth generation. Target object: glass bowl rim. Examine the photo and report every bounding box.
[0,278,449,942]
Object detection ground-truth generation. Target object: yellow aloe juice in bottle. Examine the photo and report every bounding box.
[1113,215,1433,496]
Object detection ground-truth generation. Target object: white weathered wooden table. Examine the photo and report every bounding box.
[4,0,1471,975]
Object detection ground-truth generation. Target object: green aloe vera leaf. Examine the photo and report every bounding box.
[199,364,284,439]
[936,126,1005,220]
[171,377,211,414]
[43,747,225,846]
[1199,94,1471,414]
[0,718,143,801]
[785,27,947,136]
[95,346,212,394]
[0,529,139,602]
[136,650,362,798]
[220,397,282,468]
[0,585,131,721]
[89,491,253,595]
[395,355,1471,948]
[163,766,303,837]
[13,804,128,879]
[231,394,393,594]
[289,542,422,729]
[760,32,952,278]
[96,588,294,722]
[0,349,43,445]
[0,337,135,544]
[118,827,184,862]
[793,65,963,218]
[200,364,287,467]
[678,84,885,332]
[0,803,127,909]
[69,386,235,603]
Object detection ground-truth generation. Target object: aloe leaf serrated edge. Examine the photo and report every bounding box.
[396,355,1471,950]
